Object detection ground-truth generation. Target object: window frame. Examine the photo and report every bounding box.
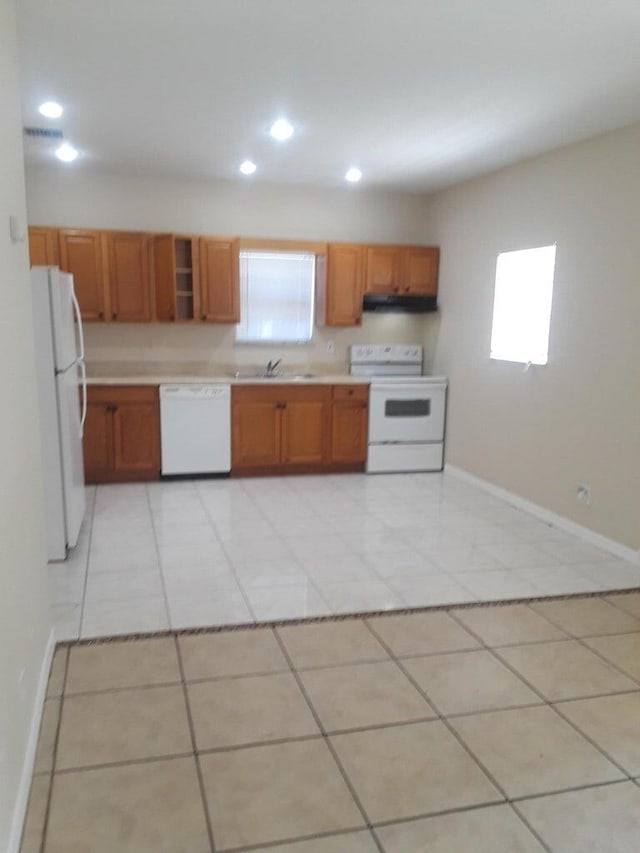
[489,243,557,367]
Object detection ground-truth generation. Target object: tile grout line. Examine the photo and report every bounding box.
[445,610,638,785]
[76,485,97,641]
[362,619,511,800]
[361,617,555,853]
[194,483,262,624]
[172,634,217,853]
[145,483,175,633]
[38,644,70,853]
[271,627,386,853]
[232,478,338,619]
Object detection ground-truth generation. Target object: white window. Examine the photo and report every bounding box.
[236,250,315,343]
[490,244,556,365]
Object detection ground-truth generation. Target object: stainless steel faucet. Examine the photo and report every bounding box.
[265,358,282,377]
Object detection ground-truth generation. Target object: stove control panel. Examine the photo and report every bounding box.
[349,344,423,364]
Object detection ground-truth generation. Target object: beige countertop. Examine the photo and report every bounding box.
[86,373,370,387]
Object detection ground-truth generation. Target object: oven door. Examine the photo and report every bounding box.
[368,382,446,443]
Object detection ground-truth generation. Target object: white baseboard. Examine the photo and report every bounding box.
[7,628,56,853]
[445,464,640,565]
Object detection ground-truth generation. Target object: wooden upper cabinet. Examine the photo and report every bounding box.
[153,234,176,321]
[28,227,59,267]
[324,244,364,326]
[365,246,402,294]
[106,232,152,322]
[402,247,439,295]
[58,229,107,321]
[199,238,239,323]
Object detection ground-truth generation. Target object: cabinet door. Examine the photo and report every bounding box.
[402,247,439,295]
[365,246,401,294]
[153,234,177,321]
[28,227,59,266]
[112,401,160,475]
[281,399,329,465]
[232,401,281,468]
[200,238,239,323]
[331,401,368,463]
[82,402,113,483]
[325,244,364,326]
[107,232,152,321]
[58,229,107,321]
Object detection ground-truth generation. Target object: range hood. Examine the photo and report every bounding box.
[362,293,438,313]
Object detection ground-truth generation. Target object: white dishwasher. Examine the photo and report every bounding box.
[160,385,231,475]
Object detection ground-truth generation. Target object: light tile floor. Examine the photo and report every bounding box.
[23,597,640,852]
[49,473,640,640]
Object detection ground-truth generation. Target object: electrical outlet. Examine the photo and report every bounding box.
[576,485,591,505]
[326,339,335,355]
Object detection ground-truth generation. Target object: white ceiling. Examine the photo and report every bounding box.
[17,0,640,192]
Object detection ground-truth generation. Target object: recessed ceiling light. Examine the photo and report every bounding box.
[269,118,294,141]
[55,142,78,162]
[239,160,257,175]
[38,101,63,119]
[345,167,362,183]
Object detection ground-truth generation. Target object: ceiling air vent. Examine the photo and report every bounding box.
[24,127,64,139]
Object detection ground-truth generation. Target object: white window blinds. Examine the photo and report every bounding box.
[236,251,315,343]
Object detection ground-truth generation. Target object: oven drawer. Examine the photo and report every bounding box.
[367,442,444,473]
[368,383,446,444]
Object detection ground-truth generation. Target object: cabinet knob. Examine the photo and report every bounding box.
[201,315,207,321]
[355,317,362,325]
[404,287,410,293]
[170,314,175,321]
[98,311,104,320]
[112,312,118,320]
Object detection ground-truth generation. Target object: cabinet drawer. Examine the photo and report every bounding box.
[332,384,369,401]
[232,384,331,404]
[87,385,158,405]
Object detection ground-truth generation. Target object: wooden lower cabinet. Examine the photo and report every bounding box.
[232,398,282,468]
[330,385,368,464]
[83,386,160,483]
[232,384,367,475]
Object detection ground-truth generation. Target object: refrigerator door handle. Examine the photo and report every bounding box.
[79,360,88,436]
[71,285,85,362]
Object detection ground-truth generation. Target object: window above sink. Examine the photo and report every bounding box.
[236,250,316,344]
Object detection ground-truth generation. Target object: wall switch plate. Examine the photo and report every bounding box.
[326,339,335,354]
[9,215,25,243]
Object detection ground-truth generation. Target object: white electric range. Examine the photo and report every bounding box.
[349,344,447,473]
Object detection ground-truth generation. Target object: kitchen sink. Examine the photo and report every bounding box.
[229,372,316,381]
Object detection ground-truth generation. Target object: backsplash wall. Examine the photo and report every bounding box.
[85,312,440,374]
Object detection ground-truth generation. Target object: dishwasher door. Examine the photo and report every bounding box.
[160,385,231,475]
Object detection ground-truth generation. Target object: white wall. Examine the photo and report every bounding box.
[25,168,439,371]
[0,0,52,848]
[429,123,640,551]
[25,166,431,241]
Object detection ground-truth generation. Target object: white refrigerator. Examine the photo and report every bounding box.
[31,267,87,561]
